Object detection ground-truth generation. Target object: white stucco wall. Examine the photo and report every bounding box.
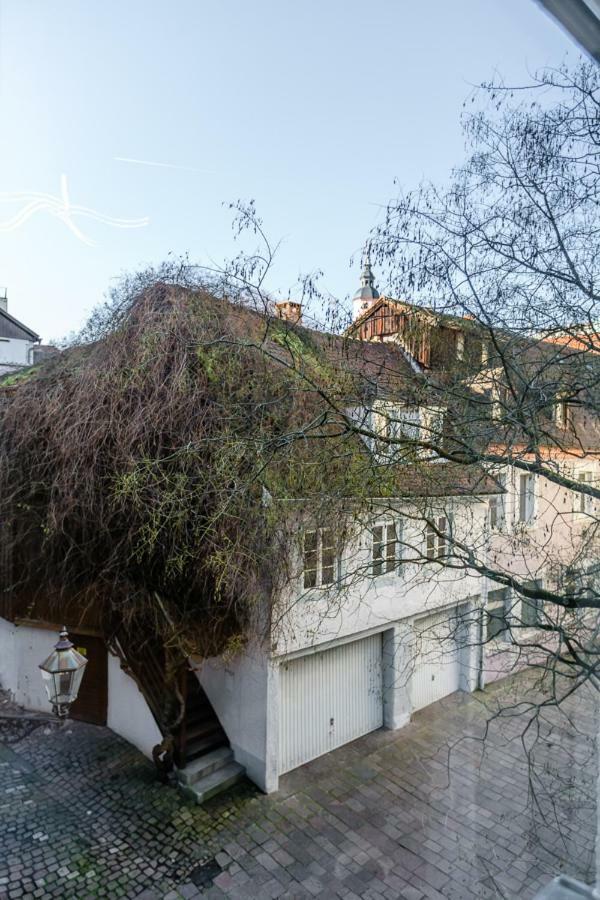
[193,587,484,794]
[0,619,58,712]
[272,497,487,658]
[192,497,488,791]
[0,617,161,760]
[0,337,33,368]
[487,461,600,590]
[193,644,278,793]
[0,616,17,699]
[106,654,162,759]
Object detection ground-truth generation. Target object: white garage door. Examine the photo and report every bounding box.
[279,633,383,774]
[410,608,461,712]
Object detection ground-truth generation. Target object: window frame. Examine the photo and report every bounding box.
[518,473,535,524]
[555,397,571,428]
[425,516,448,560]
[489,474,506,530]
[302,527,337,590]
[576,471,593,515]
[486,587,510,641]
[370,402,443,463]
[372,520,401,577]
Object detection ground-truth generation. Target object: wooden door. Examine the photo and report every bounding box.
[68,632,108,726]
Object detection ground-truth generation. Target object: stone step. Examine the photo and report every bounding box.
[179,762,245,805]
[177,746,234,785]
[185,729,228,762]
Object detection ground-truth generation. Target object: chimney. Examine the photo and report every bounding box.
[0,288,7,313]
[275,300,302,326]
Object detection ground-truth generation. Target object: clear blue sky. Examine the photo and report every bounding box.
[0,0,575,342]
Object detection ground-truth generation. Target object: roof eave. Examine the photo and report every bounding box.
[0,308,40,342]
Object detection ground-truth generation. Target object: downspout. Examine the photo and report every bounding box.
[477,508,490,691]
[476,604,485,691]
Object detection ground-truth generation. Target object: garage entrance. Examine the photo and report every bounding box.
[410,607,462,712]
[279,632,383,774]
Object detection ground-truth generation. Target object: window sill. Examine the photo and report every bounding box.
[372,570,403,581]
[301,583,338,596]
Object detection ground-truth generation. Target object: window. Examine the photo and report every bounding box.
[486,588,510,640]
[372,522,400,576]
[371,403,442,462]
[489,474,506,529]
[518,474,535,523]
[555,398,571,428]
[521,579,543,627]
[303,528,336,589]
[576,472,593,514]
[373,404,420,443]
[425,516,448,560]
[491,384,508,421]
[419,407,444,451]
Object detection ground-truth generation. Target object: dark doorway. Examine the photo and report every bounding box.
[68,632,108,726]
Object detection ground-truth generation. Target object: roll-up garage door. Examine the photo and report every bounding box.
[279,633,383,774]
[410,608,461,712]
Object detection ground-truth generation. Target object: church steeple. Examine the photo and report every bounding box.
[353,245,380,320]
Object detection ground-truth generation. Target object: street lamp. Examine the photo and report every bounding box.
[39,627,88,718]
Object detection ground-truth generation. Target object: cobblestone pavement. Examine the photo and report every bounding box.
[0,671,597,900]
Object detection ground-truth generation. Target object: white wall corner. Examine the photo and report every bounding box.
[382,624,413,730]
[195,644,275,793]
[0,616,17,698]
[460,599,483,694]
[106,653,162,759]
[263,660,280,793]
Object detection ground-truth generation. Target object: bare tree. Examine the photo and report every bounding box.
[1,66,599,832]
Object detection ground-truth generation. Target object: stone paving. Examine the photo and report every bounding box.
[0,671,598,900]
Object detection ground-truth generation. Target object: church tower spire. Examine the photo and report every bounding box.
[353,244,380,320]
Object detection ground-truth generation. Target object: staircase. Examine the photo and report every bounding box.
[110,631,244,804]
[174,669,245,804]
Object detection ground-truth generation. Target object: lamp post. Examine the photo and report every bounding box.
[39,627,88,719]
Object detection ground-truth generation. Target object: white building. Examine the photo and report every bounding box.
[0,291,41,375]
[1,279,595,803]
[196,488,492,792]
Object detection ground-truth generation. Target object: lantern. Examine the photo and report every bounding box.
[39,627,88,718]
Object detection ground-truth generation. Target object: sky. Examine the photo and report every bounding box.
[0,0,577,343]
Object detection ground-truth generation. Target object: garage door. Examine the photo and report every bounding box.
[279,633,383,774]
[410,608,461,712]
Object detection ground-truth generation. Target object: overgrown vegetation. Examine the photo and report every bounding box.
[0,277,407,657]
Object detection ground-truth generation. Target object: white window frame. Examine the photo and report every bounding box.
[425,516,448,560]
[303,527,337,590]
[555,397,570,428]
[418,406,444,456]
[518,473,535,524]
[371,521,402,576]
[371,402,443,462]
[489,474,506,530]
[576,471,594,515]
[491,384,507,422]
[372,403,420,443]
